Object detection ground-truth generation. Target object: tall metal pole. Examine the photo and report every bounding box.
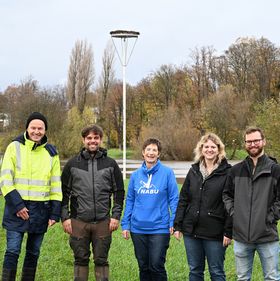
[110,30,140,180]
[122,40,127,180]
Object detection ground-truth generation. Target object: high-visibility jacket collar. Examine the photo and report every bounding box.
[13,132,47,151]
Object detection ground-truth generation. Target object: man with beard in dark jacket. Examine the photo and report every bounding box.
[223,127,280,281]
[61,124,125,281]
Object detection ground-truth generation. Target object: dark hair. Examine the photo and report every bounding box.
[81,125,103,138]
[244,127,265,140]
[142,138,162,153]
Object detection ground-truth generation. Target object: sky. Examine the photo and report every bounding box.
[0,0,279,92]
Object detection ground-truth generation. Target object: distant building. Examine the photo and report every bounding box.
[0,113,11,131]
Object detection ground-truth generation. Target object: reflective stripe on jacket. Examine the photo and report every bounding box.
[0,133,62,232]
[0,136,62,202]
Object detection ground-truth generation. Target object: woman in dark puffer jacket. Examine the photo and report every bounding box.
[174,133,232,281]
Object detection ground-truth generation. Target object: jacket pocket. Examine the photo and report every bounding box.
[181,206,199,233]
[207,211,225,221]
[132,206,162,230]
[28,202,50,232]
[38,202,50,224]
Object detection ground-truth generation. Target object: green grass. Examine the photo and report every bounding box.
[107,149,135,160]
[0,183,266,280]
[226,148,248,160]
[109,147,248,161]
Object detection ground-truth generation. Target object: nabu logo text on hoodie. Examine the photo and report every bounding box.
[137,174,159,194]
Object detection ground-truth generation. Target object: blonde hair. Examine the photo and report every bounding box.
[194,133,226,163]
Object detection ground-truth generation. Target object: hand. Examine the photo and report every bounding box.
[223,236,232,247]
[62,219,72,235]
[174,231,182,241]
[169,227,174,235]
[48,219,56,227]
[109,218,119,232]
[16,207,29,220]
[122,230,130,240]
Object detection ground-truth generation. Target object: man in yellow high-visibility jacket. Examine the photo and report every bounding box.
[0,112,62,281]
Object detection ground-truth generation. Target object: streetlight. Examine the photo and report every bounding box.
[110,30,140,180]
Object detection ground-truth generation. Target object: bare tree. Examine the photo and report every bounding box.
[252,37,280,100]
[189,46,217,103]
[66,39,94,114]
[98,41,115,108]
[0,81,68,151]
[226,37,256,99]
[152,64,177,109]
[19,76,39,96]
[2,77,40,130]
[212,55,232,87]
[95,41,116,147]
[225,37,280,101]
[107,82,123,149]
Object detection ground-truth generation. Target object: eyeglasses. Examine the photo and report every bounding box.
[244,139,263,145]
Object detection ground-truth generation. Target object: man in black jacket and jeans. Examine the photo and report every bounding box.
[61,125,125,281]
[223,127,280,281]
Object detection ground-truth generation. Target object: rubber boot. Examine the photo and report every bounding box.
[94,266,109,281]
[74,265,89,281]
[1,268,16,281]
[21,267,36,281]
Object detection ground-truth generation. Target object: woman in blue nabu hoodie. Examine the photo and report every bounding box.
[121,138,179,281]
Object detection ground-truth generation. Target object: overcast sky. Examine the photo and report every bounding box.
[0,0,279,92]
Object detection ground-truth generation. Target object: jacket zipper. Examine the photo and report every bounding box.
[193,167,225,235]
[92,157,97,221]
[248,177,254,242]
[192,169,203,236]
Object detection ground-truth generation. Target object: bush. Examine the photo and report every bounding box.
[134,106,200,160]
[56,106,95,158]
[254,98,280,160]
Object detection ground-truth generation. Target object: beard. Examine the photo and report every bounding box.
[246,146,264,158]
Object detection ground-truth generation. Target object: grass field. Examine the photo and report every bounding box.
[107,149,135,160]
[0,183,266,281]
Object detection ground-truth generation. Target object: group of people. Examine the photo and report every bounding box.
[0,112,280,281]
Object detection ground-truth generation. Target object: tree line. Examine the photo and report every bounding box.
[0,37,280,160]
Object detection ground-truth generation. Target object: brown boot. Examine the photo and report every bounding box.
[21,267,36,281]
[1,268,16,281]
[74,265,89,281]
[94,266,109,281]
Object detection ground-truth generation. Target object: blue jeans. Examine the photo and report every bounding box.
[183,235,226,281]
[131,233,170,281]
[234,240,280,281]
[3,230,45,269]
